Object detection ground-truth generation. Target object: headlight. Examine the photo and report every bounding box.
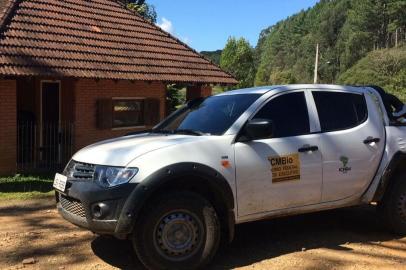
[94,166,138,188]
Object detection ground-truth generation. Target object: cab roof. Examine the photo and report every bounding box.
[217,84,369,96]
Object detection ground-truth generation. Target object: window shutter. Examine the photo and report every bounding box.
[144,98,160,126]
[97,98,113,129]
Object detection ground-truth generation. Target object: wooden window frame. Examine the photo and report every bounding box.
[111,97,147,130]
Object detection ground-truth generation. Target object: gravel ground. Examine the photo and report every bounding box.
[0,198,405,270]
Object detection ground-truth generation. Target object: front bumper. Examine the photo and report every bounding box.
[56,179,137,238]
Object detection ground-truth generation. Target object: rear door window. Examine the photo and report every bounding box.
[312,91,368,132]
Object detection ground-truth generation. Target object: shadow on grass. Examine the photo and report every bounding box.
[0,175,53,193]
[0,180,53,193]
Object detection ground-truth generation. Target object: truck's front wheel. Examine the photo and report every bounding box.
[378,173,406,235]
[132,191,220,270]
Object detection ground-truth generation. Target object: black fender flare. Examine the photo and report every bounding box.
[373,151,406,201]
[114,162,235,239]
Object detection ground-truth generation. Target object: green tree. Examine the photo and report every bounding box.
[338,46,406,101]
[127,0,157,23]
[166,84,184,114]
[253,0,406,86]
[387,0,406,46]
[220,37,256,89]
[338,0,388,70]
[269,69,297,84]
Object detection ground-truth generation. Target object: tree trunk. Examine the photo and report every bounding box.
[386,32,390,49]
[395,28,398,47]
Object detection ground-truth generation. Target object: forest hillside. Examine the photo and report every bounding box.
[216,0,406,96]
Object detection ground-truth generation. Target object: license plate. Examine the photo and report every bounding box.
[53,173,67,192]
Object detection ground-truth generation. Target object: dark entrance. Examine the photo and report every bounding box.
[17,79,74,173]
[41,81,60,164]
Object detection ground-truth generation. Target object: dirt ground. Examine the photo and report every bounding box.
[0,198,405,270]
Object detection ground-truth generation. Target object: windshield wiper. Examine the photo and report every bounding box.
[151,129,206,136]
[173,129,206,136]
[150,129,173,134]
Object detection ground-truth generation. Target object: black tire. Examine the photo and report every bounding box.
[378,173,406,235]
[132,191,221,270]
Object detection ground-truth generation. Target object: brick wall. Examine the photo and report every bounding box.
[186,85,213,100]
[0,80,16,175]
[200,85,213,97]
[73,79,166,151]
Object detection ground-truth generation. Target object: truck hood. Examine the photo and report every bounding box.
[72,133,202,167]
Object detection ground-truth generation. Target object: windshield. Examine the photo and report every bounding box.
[155,94,260,135]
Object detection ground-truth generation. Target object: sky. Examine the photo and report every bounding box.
[149,0,320,52]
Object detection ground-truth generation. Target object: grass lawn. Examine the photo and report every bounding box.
[0,175,54,200]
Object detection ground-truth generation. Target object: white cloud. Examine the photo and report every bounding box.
[181,36,191,45]
[157,17,192,45]
[157,17,174,34]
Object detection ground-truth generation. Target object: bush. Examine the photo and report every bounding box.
[338,46,406,101]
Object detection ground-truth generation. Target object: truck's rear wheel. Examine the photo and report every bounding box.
[132,191,220,270]
[378,173,406,235]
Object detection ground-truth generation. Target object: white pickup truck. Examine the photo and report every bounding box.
[54,85,406,270]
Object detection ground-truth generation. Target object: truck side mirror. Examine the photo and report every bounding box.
[242,119,274,141]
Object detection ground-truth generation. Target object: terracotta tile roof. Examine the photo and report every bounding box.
[0,0,237,84]
[0,0,15,27]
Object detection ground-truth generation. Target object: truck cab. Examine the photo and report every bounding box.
[54,85,406,270]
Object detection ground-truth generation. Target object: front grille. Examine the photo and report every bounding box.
[64,160,95,180]
[59,193,86,218]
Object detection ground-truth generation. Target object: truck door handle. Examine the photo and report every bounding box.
[298,145,319,153]
[363,137,380,144]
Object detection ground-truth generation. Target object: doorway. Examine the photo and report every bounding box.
[40,81,61,164]
[17,79,74,172]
